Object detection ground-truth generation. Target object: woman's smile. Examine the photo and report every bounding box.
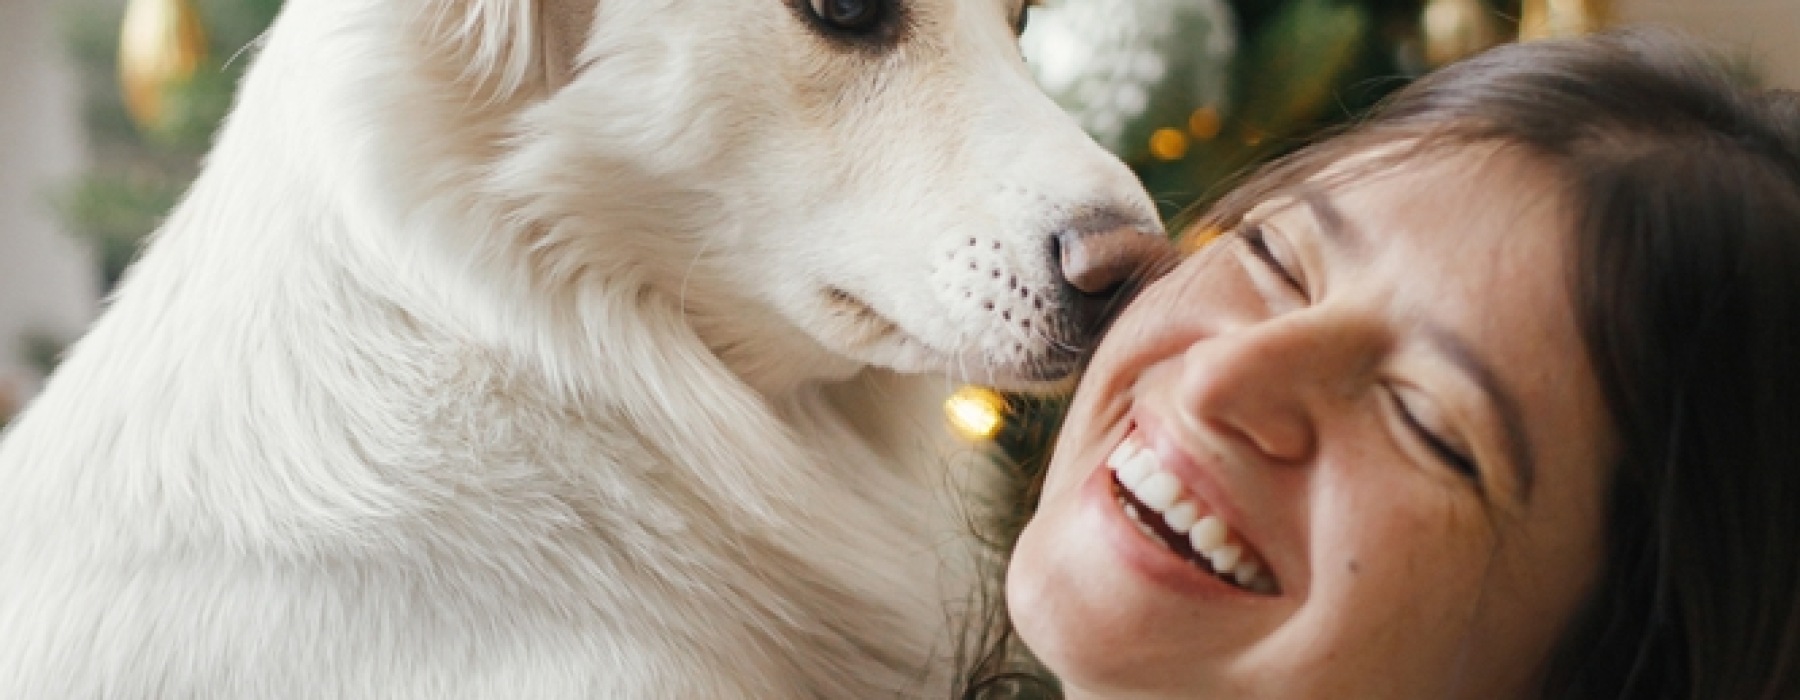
[1089,419,1282,597]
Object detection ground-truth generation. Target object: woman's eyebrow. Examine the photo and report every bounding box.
[1423,322,1538,500]
[1295,186,1363,254]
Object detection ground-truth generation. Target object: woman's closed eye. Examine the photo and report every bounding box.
[1240,223,1307,299]
[1387,384,1482,484]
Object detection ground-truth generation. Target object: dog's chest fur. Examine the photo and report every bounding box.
[0,213,968,697]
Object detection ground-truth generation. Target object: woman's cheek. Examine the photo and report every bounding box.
[1305,472,1496,663]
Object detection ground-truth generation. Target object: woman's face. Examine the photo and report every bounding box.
[1007,145,1618,699]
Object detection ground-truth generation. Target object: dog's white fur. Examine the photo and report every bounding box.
[0,0,1155,696]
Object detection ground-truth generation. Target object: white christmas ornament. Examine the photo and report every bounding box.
[1022,0,1239,160]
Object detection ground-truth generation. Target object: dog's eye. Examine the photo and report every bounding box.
[808,0,885,33]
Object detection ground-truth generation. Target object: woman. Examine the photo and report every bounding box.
[970,29,1800,699]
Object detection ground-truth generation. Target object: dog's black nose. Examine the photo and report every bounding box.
[1053,211,1172,339]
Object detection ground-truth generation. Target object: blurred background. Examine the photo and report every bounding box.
[0,0,1796,430]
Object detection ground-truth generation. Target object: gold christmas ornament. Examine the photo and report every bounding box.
[1421,0,1502,67]
[945,385,1008,442]
[119,0,209,132]
[1519,0,1612,41]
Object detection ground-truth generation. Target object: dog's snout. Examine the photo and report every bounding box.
[1049,210,1172,344]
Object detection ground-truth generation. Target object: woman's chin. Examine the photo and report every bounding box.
[1007,491,1217,695]
[1007,528,1161,695]
[1010,443,1313,695]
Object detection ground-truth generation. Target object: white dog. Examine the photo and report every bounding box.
[0,0,1162,697]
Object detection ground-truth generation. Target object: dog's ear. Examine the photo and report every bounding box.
[428,0,594,100]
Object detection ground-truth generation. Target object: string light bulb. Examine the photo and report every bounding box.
[1181,227,1225,254]
[945,385,1008,442]
[1187,106,1223,141]
[1149,128,1191,161]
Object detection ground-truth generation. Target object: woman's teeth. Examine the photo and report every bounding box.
[1108,436,1278,595]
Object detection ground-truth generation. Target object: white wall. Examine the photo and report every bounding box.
[1617,0,1800,88]
[0,0,99,400]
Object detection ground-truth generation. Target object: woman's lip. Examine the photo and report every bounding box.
[1080,453,1274,601]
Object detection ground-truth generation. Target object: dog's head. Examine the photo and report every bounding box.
[416,0,1168,391]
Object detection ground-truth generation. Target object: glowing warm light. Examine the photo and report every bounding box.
[1181,227,1224,254]
[1422,0,1501,67]
[1187,106,1222,141]
[1149,128,1190,162]
[945,385,1008,441]
[1243,126,1268,147]
[1519,0,1611,41]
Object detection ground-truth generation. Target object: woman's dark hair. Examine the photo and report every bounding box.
[963,28,1800,700]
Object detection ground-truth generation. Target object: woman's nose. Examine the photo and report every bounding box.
[1176,312,1374,466]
